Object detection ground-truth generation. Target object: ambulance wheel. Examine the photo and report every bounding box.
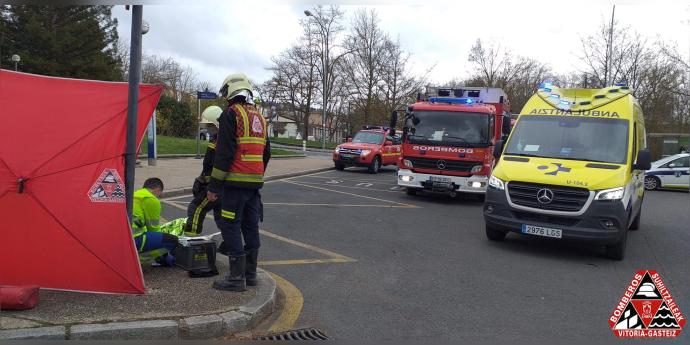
[368,156,381,174]
[335,162,346,171]
[485,225,507,241]
[629,207,641,231]
[644,176,659,190]
[406,188,419,196]
[605,230,627,260]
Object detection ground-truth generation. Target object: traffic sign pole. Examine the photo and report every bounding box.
[196,98,201,159]
[147,110,157,166]
[195,91,218,159]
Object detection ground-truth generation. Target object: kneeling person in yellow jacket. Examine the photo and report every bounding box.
[132,178,178,264]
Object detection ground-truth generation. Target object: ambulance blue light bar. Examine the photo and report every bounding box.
[428,97,473,105]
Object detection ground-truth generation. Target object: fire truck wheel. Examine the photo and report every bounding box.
[406,188,419,196]
[368,156,381,174]
[485,225,507,241]
[335,162,346,171]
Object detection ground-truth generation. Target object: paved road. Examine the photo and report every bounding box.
[161,167,689,342]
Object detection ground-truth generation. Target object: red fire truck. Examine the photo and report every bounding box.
[392,86,512,197]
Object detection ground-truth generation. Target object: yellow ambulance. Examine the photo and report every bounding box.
[483,83,651,260]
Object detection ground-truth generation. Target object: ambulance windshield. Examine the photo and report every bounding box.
[504,116,629,164]
[408,111,490,147]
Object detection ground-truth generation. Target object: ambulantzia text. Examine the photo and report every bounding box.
[412,146,474,153]
[529,109,621,117]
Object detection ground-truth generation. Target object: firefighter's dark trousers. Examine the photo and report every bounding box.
[185,180,220,234]
[215,187,262,257]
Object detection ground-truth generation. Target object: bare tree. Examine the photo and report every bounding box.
[266,23,320,139]
[380,36,430,117]
[466,38,552,112]
[578,20,653,91]
[197,80,214,93]
[342,9,388,124]
[141,54,198,101]
[467,39,508,87]
[304,5,346,143]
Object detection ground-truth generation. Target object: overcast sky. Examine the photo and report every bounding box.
[113,0,690,91]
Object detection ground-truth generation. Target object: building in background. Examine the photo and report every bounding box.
[648,132,690,159]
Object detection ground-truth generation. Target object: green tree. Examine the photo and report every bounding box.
[0,5,122,81]
[156,94,195,138]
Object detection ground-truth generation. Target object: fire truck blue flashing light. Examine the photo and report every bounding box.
[428,97,473,105]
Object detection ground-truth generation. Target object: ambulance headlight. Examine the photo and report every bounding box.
[595,187,624,200]
[488,175,505,190]
[361,149,372,156]
[400,175,413,182]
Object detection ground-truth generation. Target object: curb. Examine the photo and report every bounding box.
[159,166,334,198]
[0,269,277,340]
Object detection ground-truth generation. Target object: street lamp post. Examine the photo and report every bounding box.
[124,5,144,221]
[304,9,328,149]
[11,54,20,71]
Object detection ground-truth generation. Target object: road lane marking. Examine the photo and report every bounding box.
[297,174,399,185]
[263,202,413,208]
[286,181,403,194]
[259,258,353,265]
[266,270,303,333]
[259,230,356,263]
[161,194,194,201]
[283,180,419,208]
[161,200,358,266]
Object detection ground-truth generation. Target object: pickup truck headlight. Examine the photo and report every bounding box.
[334,147,340,154]
[595,187,624,200]
[488,175,505,190]
[361,149,372,156]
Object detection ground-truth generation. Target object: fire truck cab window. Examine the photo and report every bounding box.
[409,111,490,147]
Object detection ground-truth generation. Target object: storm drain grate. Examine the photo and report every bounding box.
[255,328,329,340]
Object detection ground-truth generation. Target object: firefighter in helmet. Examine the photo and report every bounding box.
[207,73,271,292]
[184,105,222,236]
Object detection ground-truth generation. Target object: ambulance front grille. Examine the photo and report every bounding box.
[508,181,590,212]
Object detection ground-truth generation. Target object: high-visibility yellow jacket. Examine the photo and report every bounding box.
[132,188,161,238]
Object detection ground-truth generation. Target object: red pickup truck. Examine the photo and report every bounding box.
[333,126,401,174]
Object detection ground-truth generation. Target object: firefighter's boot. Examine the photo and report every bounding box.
[245,248,259,287]
[213,255,247,292]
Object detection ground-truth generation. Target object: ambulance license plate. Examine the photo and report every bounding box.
[521,224,562,239]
